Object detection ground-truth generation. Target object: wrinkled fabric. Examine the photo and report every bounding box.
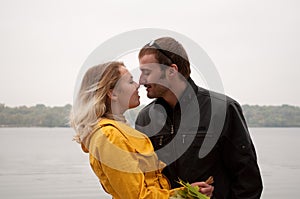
[135,77,263,199]
[82,118,179,199]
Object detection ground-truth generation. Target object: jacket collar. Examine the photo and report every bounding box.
[155,77,198,110]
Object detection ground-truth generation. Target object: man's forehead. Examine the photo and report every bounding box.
[139,62,161,71]
[139,53,158,64]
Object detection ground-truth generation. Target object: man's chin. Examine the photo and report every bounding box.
[146,93,156,99]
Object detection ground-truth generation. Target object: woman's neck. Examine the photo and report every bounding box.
[104,112,126,123]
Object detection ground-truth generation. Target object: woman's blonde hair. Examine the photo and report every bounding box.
[70,61,123,143]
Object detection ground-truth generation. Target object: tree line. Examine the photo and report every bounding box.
[242,104,300,127]
[0,104,71,127]
[0,103,299,127]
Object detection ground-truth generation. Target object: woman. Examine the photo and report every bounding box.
[70,61,213,199]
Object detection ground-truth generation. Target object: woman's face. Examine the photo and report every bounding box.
[113,66,140,112]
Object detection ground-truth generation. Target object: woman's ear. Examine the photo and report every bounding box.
[108,89,118,101]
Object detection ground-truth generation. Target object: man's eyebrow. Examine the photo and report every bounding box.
[140,68,151,71]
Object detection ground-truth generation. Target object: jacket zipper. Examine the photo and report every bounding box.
[171,110,178,172]
[159,114,174,146]
[159,135,163,146]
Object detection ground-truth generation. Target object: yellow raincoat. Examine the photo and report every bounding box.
[82,118,178,199]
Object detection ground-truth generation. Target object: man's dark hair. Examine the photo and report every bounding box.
[138,37,191,78]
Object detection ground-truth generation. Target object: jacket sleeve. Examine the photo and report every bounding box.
[89,126,173,199]
[135,110,144,132]
[135,108,151,135]
[221,102,263,199]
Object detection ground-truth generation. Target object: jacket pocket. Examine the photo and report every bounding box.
[149,133,174,150]
[178,126,207,147]
[179,128,219,158]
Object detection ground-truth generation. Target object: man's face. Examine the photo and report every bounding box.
[139,54,169,99]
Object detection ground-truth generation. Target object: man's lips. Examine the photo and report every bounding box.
[144,85,151,92]
[144,84,151,89]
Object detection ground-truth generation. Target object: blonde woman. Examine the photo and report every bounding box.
[70,61,213,199]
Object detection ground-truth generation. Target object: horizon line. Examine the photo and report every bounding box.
[1,103,300,108]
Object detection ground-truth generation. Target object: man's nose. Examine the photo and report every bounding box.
[139,75,146,85]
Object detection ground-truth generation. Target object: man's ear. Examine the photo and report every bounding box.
[107,89,118,101]
[168,64,178,77]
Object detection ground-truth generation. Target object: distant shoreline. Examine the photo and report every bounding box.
[1,103,300,128]
[0,125,70,128]
[0,126,299,129]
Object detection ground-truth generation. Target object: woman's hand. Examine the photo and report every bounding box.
[191,181,214,197]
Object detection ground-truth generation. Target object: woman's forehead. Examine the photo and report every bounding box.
[119,66,132,78]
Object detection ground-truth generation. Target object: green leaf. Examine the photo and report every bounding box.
[171,178,210,199]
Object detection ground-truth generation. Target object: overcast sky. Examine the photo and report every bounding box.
[0,0,299,107]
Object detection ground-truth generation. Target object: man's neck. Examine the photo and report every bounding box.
[162,79,187,108]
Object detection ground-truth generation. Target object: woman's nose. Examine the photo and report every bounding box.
[134,82,140,89]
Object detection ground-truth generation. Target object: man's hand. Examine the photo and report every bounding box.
[191,181,214,197]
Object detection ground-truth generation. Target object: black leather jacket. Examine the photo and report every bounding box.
[135,78,263,199]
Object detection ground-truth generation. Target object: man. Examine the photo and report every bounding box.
[135,37,263,199]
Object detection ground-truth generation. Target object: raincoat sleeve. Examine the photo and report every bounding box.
[89,125,174,199]
[221,102,263,198]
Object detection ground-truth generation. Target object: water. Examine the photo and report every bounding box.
[0,128,110,199]
[250,128,300,198]
[0,128,299,198]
